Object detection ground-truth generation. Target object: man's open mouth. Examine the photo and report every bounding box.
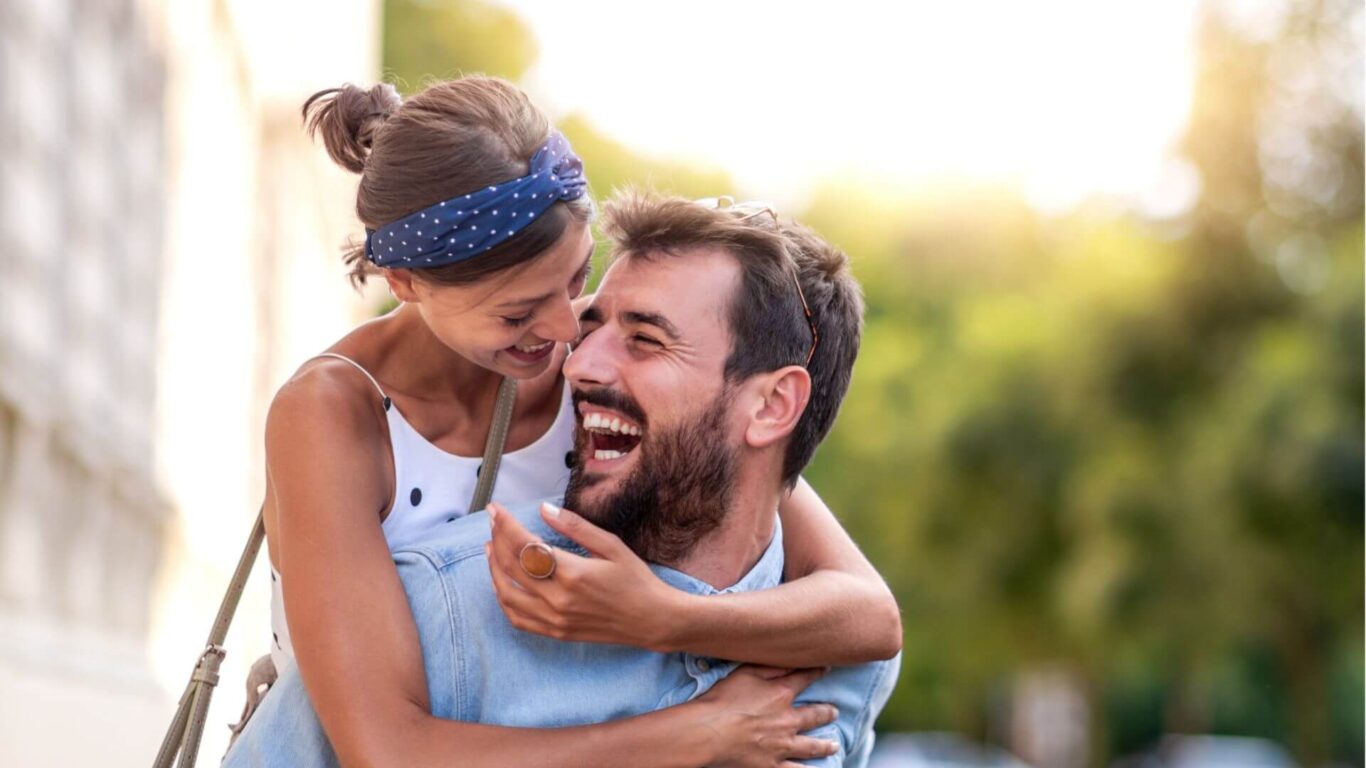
[581,411,643,461]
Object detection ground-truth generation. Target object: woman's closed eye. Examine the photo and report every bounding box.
[501,312,534,327]
[570,259,593,298]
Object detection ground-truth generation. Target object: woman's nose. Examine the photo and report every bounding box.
[538,296,580,344]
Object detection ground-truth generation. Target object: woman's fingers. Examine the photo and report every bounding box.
[539,503,631,560]
[485,551,579,638]
[791,703,838,732]
[485,503,667,646]
[489,504,591,588]
[487,503,538,565]
[484,524,530,594]
[486,543,530,597]
[772,667,828,698]
[784,734,840,761]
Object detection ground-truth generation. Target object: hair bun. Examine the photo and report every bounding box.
[302,83,402,173]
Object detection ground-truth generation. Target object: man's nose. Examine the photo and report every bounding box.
[563,324,618,390]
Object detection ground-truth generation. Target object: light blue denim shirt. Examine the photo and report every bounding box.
[224,500,900,767]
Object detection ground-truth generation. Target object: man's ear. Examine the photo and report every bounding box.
[384,269,421,303]
[744,366,812,449]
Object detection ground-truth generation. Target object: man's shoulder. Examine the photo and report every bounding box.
[391,498,557,572]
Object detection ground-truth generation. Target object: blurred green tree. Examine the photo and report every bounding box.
[384,0,538,86]
[801,2,1362,765]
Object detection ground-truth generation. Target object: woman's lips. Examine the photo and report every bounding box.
[504,340,554,363]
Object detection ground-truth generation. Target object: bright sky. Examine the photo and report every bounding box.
[495,0,1204,215]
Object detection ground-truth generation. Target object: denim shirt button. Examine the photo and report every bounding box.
[696,657,711,673]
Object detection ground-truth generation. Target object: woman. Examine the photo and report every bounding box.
[256,76,900,767]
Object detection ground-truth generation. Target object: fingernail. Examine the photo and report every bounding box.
[541,502,560,518]
[825,740,838,755]
[488,506,499,524]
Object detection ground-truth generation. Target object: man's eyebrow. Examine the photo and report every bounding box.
[622,311,681,341]
[493,245,594,310]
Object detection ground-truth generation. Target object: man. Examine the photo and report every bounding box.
[226,192,898,766]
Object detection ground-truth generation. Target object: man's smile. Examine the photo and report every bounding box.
[577,404,644,467]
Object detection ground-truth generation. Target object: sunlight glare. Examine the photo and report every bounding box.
[497,0,1200,213]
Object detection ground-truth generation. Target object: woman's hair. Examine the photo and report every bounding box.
[302,77,592,288]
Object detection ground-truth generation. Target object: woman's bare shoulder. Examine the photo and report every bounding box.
[265,356,393,527]
[266,356,390,467]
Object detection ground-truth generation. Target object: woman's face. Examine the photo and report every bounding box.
[391,218,595,380]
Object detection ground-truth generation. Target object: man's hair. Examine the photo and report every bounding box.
[601,190,864,489]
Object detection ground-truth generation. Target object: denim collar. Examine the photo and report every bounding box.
[649,515,785,596]
[531,502,785,597]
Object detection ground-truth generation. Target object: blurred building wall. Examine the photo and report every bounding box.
[0,0,379,765]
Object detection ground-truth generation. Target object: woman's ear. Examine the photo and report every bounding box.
[744,366,812,449]
[384,269,420,303]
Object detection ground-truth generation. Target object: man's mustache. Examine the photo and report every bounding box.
[571,387,648,427]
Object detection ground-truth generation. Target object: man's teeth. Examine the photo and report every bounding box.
[594,449,625,460]
[581,412,641,436]
[515,341,552,353]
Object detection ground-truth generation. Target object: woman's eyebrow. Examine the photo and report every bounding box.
[494,246,594,310]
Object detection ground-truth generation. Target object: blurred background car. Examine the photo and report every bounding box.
[869,732,1035,768]
[1111,734,1300,768]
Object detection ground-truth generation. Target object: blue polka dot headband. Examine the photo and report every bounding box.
[364,130,587,269]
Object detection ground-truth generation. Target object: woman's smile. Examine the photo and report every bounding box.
[503,339,556,364]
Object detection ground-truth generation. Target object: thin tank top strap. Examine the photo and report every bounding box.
[310,352,388,401]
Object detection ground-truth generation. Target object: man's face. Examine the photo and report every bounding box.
[562,249,746,564]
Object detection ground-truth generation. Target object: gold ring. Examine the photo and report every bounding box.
[518,541,557,580]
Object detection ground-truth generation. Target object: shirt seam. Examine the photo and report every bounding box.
[399,547,468,718]
[847,657,894,757]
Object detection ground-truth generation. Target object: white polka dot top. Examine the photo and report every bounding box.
[268,352,574,671]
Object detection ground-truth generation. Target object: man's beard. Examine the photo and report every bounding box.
[564,388,737,566]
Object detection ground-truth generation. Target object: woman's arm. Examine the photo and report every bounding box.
[380,666,836,768]
[266,365,835,768]
[487,478,903,668]
[674,477,903,665]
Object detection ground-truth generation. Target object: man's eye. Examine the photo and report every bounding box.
[632,334,662,348]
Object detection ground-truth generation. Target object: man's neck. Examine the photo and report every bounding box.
[672,472,782,590]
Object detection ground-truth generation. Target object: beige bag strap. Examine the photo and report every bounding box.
[152,375,518,767]
[471,376,518,511]
[153,511,264,768]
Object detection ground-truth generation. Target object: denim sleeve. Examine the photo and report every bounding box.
[219,663,340,768]
[793,653,901,767]
[394,548,464,719]
[220,552,462,768]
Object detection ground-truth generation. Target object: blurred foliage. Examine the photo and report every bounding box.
[383,0,537,87]
[383,0,1362,765]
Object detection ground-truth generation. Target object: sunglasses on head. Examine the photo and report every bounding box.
[692,196,819,368]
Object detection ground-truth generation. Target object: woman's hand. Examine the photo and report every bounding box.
[693,666,841,767]
[486,502,682,649]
